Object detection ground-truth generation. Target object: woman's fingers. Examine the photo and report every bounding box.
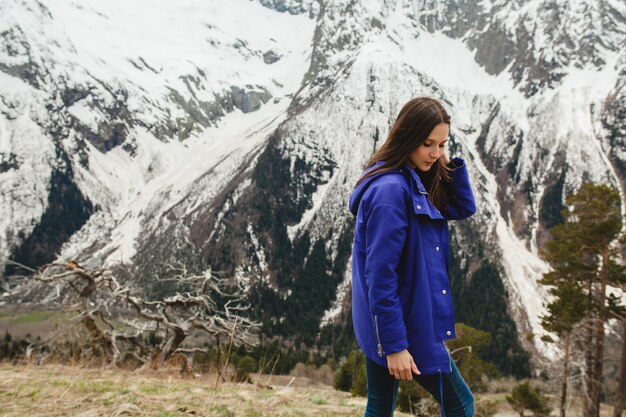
[387,349,418,380]
[389,366,412,380]
[441,148,450,165]
[411,358,421,376]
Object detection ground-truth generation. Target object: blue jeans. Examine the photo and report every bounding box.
[363,354,474,417]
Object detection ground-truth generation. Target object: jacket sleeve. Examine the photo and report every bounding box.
[442,157,477,220]
[364,195,410,356]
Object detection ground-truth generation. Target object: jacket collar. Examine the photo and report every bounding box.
[401,163,428,195]
[401,163,444,220]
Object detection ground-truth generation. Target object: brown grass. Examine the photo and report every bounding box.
[4,362,619,417]
[0,363,415,417]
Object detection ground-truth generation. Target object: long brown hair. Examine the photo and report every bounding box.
[354,97,453,211]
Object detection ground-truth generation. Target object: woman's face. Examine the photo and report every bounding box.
[408,123,449,172]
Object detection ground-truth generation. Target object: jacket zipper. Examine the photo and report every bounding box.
[374,315,384,357]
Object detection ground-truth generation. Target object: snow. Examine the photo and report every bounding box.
[38,0,313,103]
[495,218,557,360]
[67,99,99,133]
[71,2,313,265]
[320,259,352,327]
[70,82,314,266]
[247,223,267,276]
[0,0,316,267]
[403,31,516,97]
[287,168,334,241]
[0,72,56,269]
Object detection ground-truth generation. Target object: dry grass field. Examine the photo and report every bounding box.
[0,362,622,417]
[0,363,416,417]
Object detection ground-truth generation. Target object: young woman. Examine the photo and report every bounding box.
[349,97,476,417]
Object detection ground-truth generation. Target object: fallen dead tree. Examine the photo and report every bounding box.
[2,260,260,375]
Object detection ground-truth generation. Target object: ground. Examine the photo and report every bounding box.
[0,363,622,417]
[0,363,416,417]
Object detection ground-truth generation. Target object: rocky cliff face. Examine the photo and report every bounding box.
[1,0,624,375]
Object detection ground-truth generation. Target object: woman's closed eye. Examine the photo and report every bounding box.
[422,140,448,148]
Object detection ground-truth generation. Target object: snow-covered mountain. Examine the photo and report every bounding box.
[1,0,625,374]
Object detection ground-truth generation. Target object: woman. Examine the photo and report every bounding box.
[349,97,476,417]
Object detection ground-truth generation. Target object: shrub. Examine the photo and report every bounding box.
[234,355,256,382]
[351,362,367,397]
[475,399,497,417]
[506,381,551,417]
[335,350,365,393]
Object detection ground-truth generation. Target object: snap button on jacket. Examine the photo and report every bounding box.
[349,158,476,375]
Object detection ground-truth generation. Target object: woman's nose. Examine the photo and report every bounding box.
[430,148,440,158]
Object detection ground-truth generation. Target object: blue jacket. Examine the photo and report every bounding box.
[349,158,476,374]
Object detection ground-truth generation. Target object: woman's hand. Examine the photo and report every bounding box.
[387,349,420,380]
[441,148,450,165]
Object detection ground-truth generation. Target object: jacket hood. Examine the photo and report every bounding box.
[349,162,431,216]
[349,164,378,216]
[349,171,368,216]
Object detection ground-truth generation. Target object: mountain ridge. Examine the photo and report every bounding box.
[1,0,625,377]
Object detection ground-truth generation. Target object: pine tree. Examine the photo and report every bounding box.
[609,261,626,417]
[538,278,587,417]
[614,316,626,417]
[446,323,499,391]
[541,183,622,417]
